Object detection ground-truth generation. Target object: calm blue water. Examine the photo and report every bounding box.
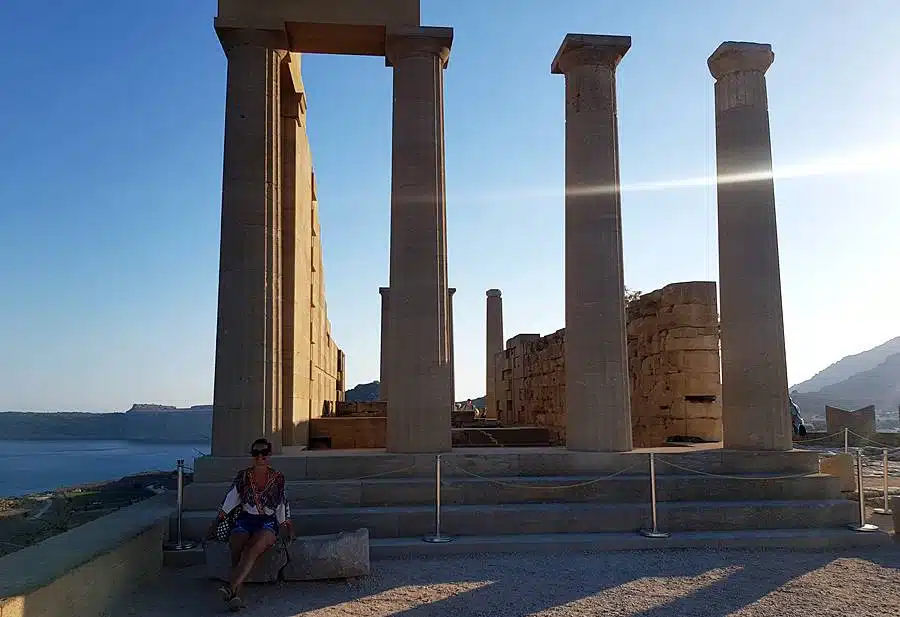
[0,440,208,497]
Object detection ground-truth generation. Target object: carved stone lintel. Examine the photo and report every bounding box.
[217,27,289,54]
[708,41,774,80]
[385,26,453,68]
[551,34,631,75]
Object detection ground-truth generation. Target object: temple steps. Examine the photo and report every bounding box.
[367,529,893,558]
[177,499,857,540]
[190,448,822,483]
[182,473,841,510]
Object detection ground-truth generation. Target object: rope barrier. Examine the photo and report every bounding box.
[847,430,900,452]
[656,459,822,481]
[443,461,642,490]
[792,430,846,444]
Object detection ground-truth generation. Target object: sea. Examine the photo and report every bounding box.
[0,440,209,498]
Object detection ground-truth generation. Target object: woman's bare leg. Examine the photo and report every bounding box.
[229,529,277,594]
[228,532,250,569]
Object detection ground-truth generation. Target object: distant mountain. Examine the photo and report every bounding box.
[345,381,380,402]
[790,339,900,431]
[0,405,212,443]
[343,381,486,409]
[791,336,900,393]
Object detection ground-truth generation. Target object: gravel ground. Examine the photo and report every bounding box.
[113,546,900,617]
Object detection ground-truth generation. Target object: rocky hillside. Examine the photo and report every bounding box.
[344,381,486,409]
[792,336,900,393]
[790,338,900,430]
[344,381,381,402]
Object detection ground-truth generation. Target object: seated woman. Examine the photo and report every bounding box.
[208,438,292,611]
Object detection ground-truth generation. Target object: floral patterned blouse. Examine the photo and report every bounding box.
[219,467,290,524]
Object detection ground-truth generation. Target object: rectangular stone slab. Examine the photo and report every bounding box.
[205,541,288,583]
[282,528,370,581]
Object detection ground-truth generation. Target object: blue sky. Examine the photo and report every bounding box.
[0,0,898,412]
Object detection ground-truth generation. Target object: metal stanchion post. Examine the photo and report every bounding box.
[844,427,849,453]
[640,453,670,539]
[164,459,197,550]
[873,449,893,515]
[848,450,879,532]
[423,454,453,543]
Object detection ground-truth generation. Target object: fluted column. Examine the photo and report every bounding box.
[709,42,791,451]
[378,286,390,403]
[211,28,287,456]
[552,34,632,452]
[385,26,453,453]
[485,289,504,420]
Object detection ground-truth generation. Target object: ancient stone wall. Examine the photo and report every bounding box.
[496,282,722,447]
[627,282,722,447]
[281,54,344,447]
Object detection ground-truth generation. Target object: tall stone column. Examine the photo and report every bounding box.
[708,42,791,451]
[448,287,456,403]
[552,34,632,452]
[385,26,454,453]
[378,286,390,402]
[485,289,503,420]
[211,28,287,456]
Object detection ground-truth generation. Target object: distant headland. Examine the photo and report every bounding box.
[0,404,213,443]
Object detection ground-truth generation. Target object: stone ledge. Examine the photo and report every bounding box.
[0,494,173,617]
[284,528,369,581]
[206,541,287,583]
[204,528,370,583]
[0,493,173,599]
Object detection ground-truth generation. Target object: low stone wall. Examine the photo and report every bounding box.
[309,417,386,449]
[335,401,386,417]
[451,427,551,447]
[0,494,173,617]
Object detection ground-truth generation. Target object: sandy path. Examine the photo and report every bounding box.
[112,546,900,617]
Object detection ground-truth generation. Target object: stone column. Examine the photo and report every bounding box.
[385,26,454,453]
[485,289,503,420]
[552,34,632,452]
[378,286,390,402]
[211,28,287,456]
[448,287,456,403]
[708,42,791,451]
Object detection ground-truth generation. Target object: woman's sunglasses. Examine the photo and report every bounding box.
[251,449,271,457]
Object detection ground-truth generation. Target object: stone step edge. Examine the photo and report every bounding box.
[178,499,854,518]
[186,472,833,489]
[368,528,894,558]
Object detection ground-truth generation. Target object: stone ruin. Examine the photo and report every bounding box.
[826,404,877,438]
[495,282,722,447]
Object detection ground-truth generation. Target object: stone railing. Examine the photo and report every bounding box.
[0,494,174,617]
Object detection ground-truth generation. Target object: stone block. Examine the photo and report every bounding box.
[205,540,288,583]
[820,453,856,492]
[660,281,717,307]
[825,405,876,438]
[282,529,370,581]
[662,335,719,352]
[684,417,723,441]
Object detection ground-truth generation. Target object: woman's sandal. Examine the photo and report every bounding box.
[218,585,244,612]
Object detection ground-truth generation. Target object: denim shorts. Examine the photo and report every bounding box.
[232,513,278,536]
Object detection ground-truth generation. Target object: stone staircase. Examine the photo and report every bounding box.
[170,447,880,554]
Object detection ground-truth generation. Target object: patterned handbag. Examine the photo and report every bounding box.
[214,508,239,542]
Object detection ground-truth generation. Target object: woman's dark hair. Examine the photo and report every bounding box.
[251,438,272,454]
